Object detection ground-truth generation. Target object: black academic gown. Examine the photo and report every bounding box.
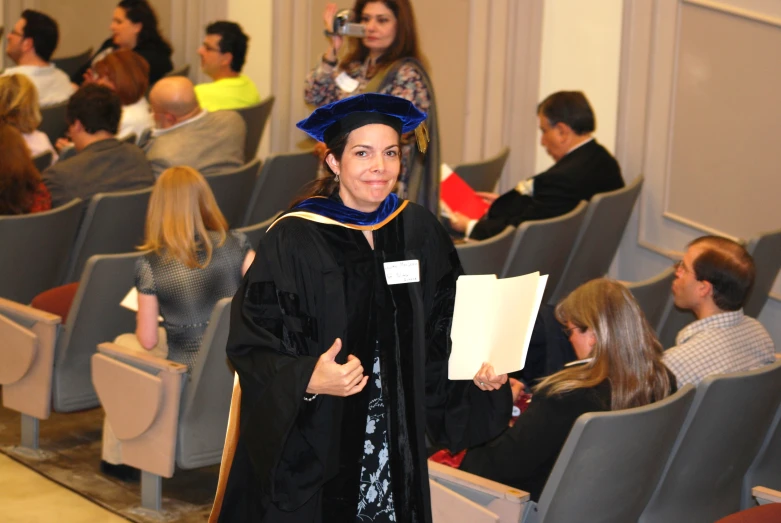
[470,139,624,240]
[219,198,512,522]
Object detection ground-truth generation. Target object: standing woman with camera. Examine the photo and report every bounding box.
[304,0,440,214]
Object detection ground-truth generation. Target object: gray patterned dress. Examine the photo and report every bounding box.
[135,230,250,371]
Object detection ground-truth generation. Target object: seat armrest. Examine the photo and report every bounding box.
[753,486,781,505]
[0,315,38,385]
[0,297,61,327]
[428,460,530,503]
[97,342,187,374]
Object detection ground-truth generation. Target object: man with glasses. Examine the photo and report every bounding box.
[3,10,74,107]
[194,21,260,112]
[662,236,775,386]
[449,91,624,240]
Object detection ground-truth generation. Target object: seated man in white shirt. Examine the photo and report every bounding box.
[145,76,246,178]
[663,236,776,386]
[3,9,74,107]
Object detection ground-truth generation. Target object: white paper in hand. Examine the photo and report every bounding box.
[448,272,548,379]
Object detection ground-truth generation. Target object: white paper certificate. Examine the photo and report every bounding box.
[448,272,548,379]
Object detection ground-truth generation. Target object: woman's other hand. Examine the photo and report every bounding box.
[307,338,369,397]
[322,3,344,56]
[473,362,508,391]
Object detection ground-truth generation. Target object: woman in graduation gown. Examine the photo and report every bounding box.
[214,93,512,522]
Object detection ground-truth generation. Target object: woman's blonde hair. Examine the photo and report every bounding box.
[0,74,42,134]
[139,166,228,268]
[535,278,672,410]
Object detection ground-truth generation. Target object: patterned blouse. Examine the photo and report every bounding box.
[304,57,431,198]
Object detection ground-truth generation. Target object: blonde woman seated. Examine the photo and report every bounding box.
[103,165,254,479]
[459,278,677,502]
[0,74,58,164]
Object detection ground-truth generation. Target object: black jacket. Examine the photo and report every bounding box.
[470,139,623,240]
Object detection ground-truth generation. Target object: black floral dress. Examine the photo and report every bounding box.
[356,346,396,522]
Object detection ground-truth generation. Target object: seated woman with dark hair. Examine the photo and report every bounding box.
[74,0,173,86]
[92,49,154,141]
[459,278,677,501]
[0,124,51,214]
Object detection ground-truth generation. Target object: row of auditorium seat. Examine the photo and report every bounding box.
[456,176,644,304]
[0,150,319,304]
[430,358,781,522]
[455,173,781,325]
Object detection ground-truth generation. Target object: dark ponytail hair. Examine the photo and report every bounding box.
[291,133,349,207]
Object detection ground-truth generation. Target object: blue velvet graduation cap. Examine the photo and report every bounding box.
[297,93,428,151]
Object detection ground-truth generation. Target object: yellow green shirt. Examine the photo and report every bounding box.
[194,75,261,111]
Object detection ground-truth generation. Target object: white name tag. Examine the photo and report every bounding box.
[335,71,360,93]
[384,260,420,285]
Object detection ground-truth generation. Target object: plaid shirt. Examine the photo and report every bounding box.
[663,309,776,386]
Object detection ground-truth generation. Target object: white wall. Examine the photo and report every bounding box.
[227,0,273,159]
[535,0,624,173]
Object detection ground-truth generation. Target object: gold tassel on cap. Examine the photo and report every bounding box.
[415,122,429,154]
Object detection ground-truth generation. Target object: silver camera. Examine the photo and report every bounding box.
[332,9,366,38]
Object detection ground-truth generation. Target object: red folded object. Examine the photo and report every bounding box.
[430,448,467,468]
[440,164,490,220]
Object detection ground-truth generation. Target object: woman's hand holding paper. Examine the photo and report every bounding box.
[473,362,508,391]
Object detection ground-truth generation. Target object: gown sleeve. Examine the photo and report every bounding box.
[225,220,322,506]
[420,211,514,451]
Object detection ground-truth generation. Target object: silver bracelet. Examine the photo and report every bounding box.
[303,393,318,402]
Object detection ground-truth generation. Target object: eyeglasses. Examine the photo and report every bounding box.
[9,29,24,38]
[562,326,584,337]
[200,43,221,53]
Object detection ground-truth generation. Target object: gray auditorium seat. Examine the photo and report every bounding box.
[743,228,781,318]
[549,176,644,304]
[234,212,282,249]
[0,252,141,450]
[452,146,511,192]
[235,96,275,162]
[456,226,515,276]
[32,150,53,172]
[501,201,588,303]
[524,385,696,523]
[39,99,69,145]
[92,297,234,511]
[204,159,261,227]
[0,198,83,303]
[62,187,152,284]
[52,47,93,78]
[240,150,319,226]
[639,361,781,523]
[744,391,781,509]
[625,266,676,333]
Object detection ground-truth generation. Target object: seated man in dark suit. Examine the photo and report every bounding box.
[450,91,624,240]
[42,85,154,207]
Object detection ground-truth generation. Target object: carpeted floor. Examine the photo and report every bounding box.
[0,399,218,522]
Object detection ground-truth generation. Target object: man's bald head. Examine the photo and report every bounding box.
[149,76,200,122]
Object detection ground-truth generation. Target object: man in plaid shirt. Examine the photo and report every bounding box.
[662,236,776,386]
